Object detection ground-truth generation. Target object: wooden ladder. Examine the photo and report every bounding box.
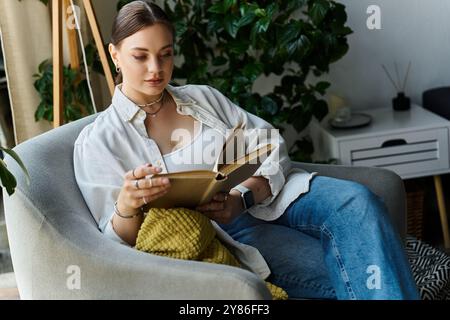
[52,0,115,128]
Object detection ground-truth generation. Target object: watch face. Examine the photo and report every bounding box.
[243,190,255,209]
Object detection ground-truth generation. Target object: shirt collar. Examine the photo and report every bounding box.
[112,83,194,122]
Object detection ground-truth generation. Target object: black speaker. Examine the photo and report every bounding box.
[422,87,450,120]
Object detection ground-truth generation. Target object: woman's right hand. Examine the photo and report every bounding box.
[116,163,171,215]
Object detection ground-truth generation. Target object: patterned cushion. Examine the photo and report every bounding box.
[406,236,450,300]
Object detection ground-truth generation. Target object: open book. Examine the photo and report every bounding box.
[147,122,274,209]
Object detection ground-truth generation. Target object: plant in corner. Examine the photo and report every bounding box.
[32,58,96,122]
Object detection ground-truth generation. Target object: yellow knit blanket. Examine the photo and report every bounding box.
[135,207,288,300]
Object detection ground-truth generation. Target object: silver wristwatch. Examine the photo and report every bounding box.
[231,184,255,210]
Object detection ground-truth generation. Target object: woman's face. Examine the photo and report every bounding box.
[109,23,174,101]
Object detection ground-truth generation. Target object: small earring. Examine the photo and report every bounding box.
[115,65,120,73]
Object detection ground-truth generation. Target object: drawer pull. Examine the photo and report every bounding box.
[381,139,407,148]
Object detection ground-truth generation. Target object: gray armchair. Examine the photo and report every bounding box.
[2,114,406,299]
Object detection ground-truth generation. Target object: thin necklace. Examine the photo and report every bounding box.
[137,90,165,117]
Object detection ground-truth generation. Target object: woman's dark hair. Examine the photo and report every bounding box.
[110,1,175,84]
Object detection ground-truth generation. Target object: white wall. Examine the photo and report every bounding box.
[328,0,450,110]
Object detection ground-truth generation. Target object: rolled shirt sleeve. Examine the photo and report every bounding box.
[73,126,129,245]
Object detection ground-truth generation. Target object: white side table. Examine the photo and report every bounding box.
[310,105,450,248]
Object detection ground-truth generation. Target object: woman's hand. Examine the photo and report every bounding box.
[195,190,244,224]
[116,163,171,216]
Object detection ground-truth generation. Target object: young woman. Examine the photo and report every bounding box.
[74,0,419,300]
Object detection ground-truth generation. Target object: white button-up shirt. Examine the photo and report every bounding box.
[73,84,317,279]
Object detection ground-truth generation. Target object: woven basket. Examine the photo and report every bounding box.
[405,181,425,240]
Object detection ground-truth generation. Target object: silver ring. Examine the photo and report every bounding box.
[135,179,140,189]
[132,168,137,179]
[148,178,153,188]
[143,196,148,205]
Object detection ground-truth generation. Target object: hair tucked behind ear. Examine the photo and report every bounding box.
[110,1,175,85]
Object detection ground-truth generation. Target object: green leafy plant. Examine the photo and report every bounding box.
[33,59,95,122]
[0,147,30,196]
[121,0,351,163]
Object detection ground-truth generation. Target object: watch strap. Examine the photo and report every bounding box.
[231,184,250,195]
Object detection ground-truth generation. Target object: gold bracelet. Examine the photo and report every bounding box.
[114,201,144,219]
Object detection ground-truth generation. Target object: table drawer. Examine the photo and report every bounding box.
[339,128,449,178]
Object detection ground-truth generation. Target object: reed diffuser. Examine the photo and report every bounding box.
[382,61,412,111]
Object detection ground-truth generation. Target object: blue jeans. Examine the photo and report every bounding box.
[220,176,420,300]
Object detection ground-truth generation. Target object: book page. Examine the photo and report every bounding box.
[220,143,273,176]
[213,121,245,172]
[198,143,274,205]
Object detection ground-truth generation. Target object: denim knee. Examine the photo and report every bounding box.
[334,181,387,222]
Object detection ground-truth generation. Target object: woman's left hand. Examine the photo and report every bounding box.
[195,191,244,224]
